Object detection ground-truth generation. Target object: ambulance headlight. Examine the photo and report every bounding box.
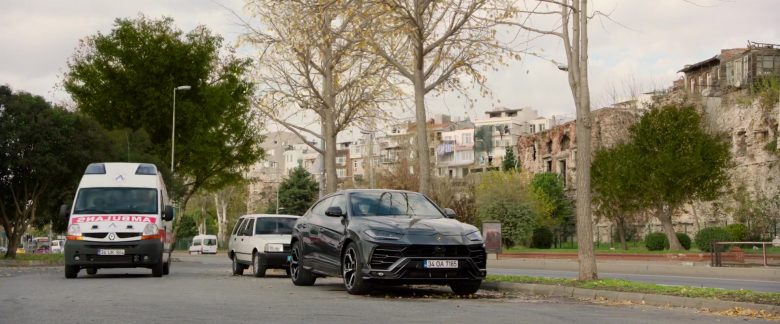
[67,224,81,236]
[143,224,159,236]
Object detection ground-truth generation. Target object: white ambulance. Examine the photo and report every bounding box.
[61,162,175,278]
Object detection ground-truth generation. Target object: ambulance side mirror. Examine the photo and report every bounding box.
[163,205,175,221]
[59,204,71,220]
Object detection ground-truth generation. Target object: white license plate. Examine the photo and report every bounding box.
[423,260,458,269]
[98,249,125,256]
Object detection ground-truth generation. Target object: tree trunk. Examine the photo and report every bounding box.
[617,217,628,250]
[4,229,19,259]
[323,109,338,194]
[657,204,683,250]
[413,62,431,194]
[214,193,229,248]
[570,0,597,281]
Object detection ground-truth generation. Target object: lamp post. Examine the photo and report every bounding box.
[171,85,191,175]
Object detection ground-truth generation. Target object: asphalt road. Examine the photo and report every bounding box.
[488,268,780,293]
[0,255,772,324]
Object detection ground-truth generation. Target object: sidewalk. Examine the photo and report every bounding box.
[488,257,780,281]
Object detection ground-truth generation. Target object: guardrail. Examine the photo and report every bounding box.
[711,241,774,267]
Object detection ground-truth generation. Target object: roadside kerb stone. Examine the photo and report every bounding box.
[0,260,64,267]
[481,281,780,314]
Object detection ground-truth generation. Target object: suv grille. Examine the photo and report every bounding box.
[369,244,486,269]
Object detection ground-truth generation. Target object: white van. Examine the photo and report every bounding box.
[189,234,218,254]
[61,162,175,278]
[51,240,64,254]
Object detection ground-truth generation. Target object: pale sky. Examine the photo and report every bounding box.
[2,0,778,137]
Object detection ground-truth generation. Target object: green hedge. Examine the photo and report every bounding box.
[695,227,731,252]
[530,227,553,249]
[644,232,667,251]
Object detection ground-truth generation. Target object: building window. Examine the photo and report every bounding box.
[545,159,552,172]
[337,168,346,178]
[354,161,358,168]
[336,156,346,165]
[558,160,567,186]
[539,124,546,131]
[462,133,472,144]
[530,124,536,133]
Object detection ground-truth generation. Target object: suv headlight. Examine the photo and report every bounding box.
[465,231,483,242]
[364,229,403,240]
[265,243,284,252]
[143,223,159,236]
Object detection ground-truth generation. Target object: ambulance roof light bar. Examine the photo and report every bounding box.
[84,163,106,174]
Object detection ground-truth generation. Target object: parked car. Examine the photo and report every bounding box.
[189,235,218,254]
[289,189,486,295]
[228,214,299,277]
[0,246,7,254]
[51,240,64,254]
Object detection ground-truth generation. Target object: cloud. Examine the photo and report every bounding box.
[0,0,777,124]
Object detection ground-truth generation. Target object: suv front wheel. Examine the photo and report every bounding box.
[342,242,371,295]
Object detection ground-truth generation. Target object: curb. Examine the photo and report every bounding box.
[0,260,64,267]
[481,281,780,314]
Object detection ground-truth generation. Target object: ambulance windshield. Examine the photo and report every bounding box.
[73,188,158,215]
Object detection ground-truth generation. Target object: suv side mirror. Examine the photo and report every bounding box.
[163,205,175,221]
[443,208,457,218]
[59,204,71,220]
[325,206,344,217]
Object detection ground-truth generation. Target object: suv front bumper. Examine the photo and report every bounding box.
[362,243,487,284]
[64,240,162,269]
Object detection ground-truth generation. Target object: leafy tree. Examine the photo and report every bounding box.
[476,171,538,247]
[502,147,517,171]
[0,85,114,258]
[630,106,730,250]
[530,173,573,228]
[63,16,263,209]
[277,166,319,216]
[591,144,643,250]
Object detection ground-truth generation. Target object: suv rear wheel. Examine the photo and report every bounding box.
[290,241,315,286]
[342,243,371,295]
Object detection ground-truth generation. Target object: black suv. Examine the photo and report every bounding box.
[289,189,486,295]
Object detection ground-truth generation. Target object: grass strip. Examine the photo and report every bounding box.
[486,274,780,306]
[9,254,65,262]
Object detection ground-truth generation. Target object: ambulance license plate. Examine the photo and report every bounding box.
[423,260,458,268]
[98,249,125,256]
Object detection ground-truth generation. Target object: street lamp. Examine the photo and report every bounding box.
[171,85,191,175]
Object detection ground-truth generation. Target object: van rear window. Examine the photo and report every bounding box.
[73,188,158,214]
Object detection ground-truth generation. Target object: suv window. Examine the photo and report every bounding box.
[242,218,255,236]
[310,197,334,216]
[330,195,347,214]
[232,218,245,235]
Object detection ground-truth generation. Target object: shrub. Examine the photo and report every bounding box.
[644,232,667,251]
[725,223,748,241]
[530,227,553,249]
[695,227,731,252]
[672,233,692,250]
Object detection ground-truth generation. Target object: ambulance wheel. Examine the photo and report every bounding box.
[86,268,98,275]
[152,255,164,277]
[163,260,170,275]
[65,265,79,279]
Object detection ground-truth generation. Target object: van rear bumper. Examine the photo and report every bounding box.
[64,240,162,268]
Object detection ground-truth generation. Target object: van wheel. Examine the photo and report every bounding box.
[151,254,164,277]
[86,268,98,275]
[65,265,79,279]
[163,260,170,275]
[252,252,266,278]
[232,255,244,276]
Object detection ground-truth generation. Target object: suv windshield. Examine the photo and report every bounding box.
[73,188,158,214]
[349,192,444,218]
[255,218,296,235]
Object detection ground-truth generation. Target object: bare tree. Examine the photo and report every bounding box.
[361,0,513,194]
[501,0,597,280]
[213,185,236,248]
[240,0,399,194]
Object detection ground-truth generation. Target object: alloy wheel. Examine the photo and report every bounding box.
[290,247,301,280]
[342,248,357,290]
